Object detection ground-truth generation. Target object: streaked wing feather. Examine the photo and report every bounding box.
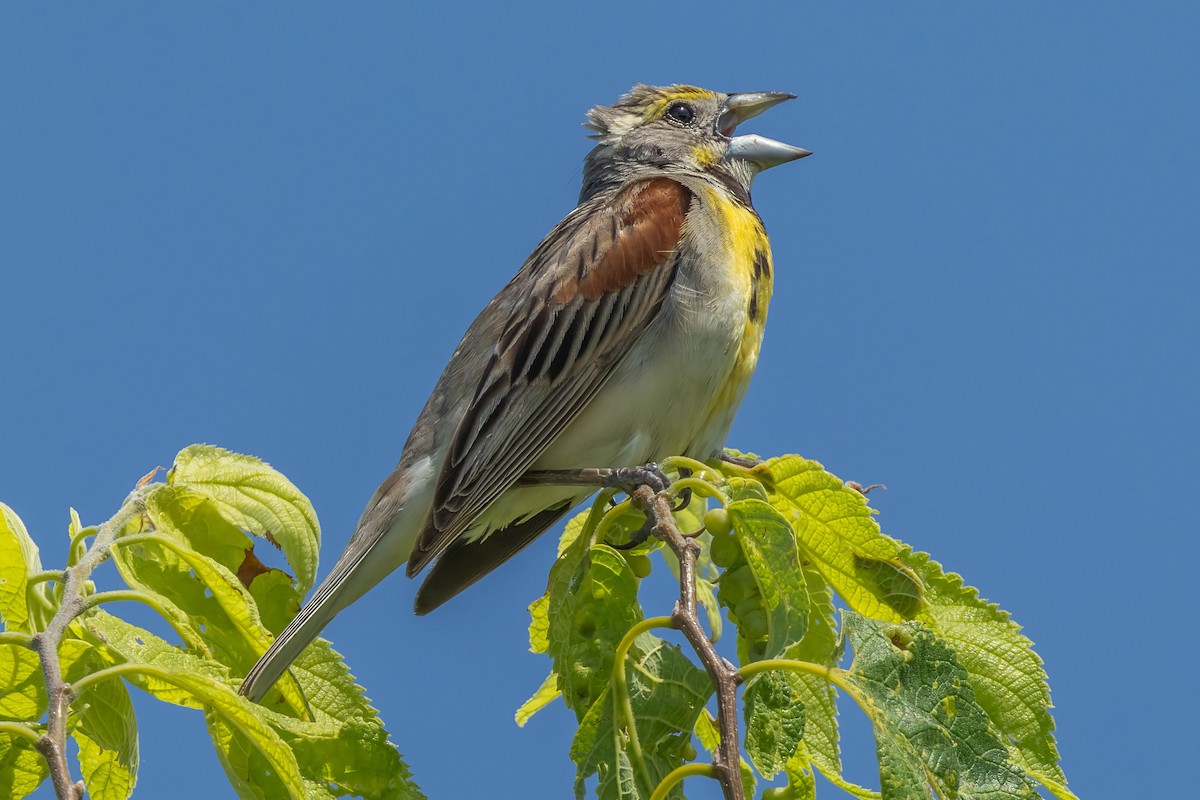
[408,177,693,574]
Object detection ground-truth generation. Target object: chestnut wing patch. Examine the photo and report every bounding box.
[408,178,694,575]
[556,178,691,302]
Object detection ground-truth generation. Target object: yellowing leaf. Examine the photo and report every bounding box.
[746,457,922,623]
[0,733,48,799]
[838,613,1041,800]
[726,497,809,660]
[168,445,320,593]
[0,643,44,720]
[0,503,40,634]
[903,548,1076,800]
[73,672,138,800]
[516,672,560,727]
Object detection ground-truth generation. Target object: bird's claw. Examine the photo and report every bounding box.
[606,462,670,495]
[671,486,693,513]
[609,519,654,550]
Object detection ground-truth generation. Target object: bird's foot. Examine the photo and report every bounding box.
[605,462,670,495]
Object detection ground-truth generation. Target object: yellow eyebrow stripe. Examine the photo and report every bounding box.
[643,87,720,121]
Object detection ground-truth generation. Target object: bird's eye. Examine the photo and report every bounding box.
[664,102,696,126]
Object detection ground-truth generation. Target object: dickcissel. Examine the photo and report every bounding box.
[242,84,808,701]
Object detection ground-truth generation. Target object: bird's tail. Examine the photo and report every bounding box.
[239,560,358,702]
[241,463,433,702]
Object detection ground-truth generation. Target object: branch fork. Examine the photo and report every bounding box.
[26,491,148,800]
[629,484,746,800]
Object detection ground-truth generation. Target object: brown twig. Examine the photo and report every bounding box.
[29,492,147,800]
[630,484,745,800]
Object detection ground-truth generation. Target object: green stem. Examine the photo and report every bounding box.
[710,457,759,481]
[72,663,159,698]
[611,616,674,790]
[738,658,873,718]
[0,631,34,648]
[30,490,148,800]
[0,721,43,745]
[28,571,65,588]
[584,489,617,542]
[649,762,717,800]
[106,532,175,550]
[67,527,96,567]
[670,477,727,507]
[661,456,722,482]
[26,584,58,631]
[79,590,204,650]
[593,498,636,546]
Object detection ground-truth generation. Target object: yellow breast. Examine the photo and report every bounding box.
[700,187,774,431]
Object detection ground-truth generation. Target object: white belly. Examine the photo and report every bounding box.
[467,271,751,540]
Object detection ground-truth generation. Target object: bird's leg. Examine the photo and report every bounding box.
[519,463,672,551]
[517,462,671,494]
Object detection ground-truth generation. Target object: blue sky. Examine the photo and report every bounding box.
[2,3,1196,798]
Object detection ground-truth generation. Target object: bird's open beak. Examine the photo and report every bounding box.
[718,91,811,170]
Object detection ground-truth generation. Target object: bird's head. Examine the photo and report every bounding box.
[582,84,810,199]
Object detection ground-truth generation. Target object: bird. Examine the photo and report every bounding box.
[240,84,809,702]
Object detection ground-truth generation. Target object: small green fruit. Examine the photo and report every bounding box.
[740,608,768,643]
[734,595,762,622]
[626,553,652,578]
[718,565,755,604]
[710,532,742,568]
[703,507,732,537]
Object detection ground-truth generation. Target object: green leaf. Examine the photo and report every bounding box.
[0,733,48,799]
[694,709,720,754]
[693,565,723,644]
[146,485,256,573]
[72,671,139,800]
[851,556,924,621]
[726,498,809,660]
[787,560,841,780]
[81,611,307,799]
[750,456,923,623]
[0,642,44,720]
[784,747,818,800]
[110,497,308,716]
[516,672,560,727]
[207,712,294,800]
[0,503,41,634]
[169,671,308,800]
[545,518,644,717]
[528,595,549,654]
[743,670,805,779]
[262,638,425,800]
[571,635,710,800]
[82,610,231,707]
[85,605,421,799]
[246,569,302,637]
[838,612,1040,800]
[902,548,1076,800]
[168,445,320,593]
